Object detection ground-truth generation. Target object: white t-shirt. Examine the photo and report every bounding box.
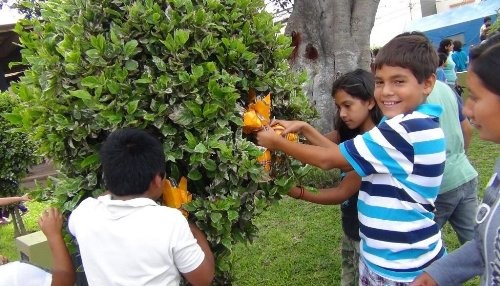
[0,261,52,286]
[68,195,205,286]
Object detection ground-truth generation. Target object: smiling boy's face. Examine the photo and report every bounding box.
[374,65,435,118]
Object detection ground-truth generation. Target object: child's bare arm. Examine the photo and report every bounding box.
[0,194,30,206]
[38,208,76,286]
[182,223,215,286]
[256,127,351,171]
[289,171,360,204]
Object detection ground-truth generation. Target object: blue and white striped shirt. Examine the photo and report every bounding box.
[339,103,446,282]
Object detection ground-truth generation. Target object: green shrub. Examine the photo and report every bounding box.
[6,0,315,282]
[0,93,38,197]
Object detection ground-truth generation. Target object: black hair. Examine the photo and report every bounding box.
[100,128,166,196]
[438,52,448,66]
[469,33,500,96]
[438,38,453,54]
[374,33,439,83]
[484,16,491,23]
[453,40,463,52]
[331,69,383,142]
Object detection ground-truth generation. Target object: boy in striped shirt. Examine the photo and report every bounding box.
[256,35,446,285]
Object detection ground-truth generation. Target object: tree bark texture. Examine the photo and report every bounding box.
[285,0,379,133]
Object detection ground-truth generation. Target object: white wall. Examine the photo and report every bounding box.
[435,0,480,13]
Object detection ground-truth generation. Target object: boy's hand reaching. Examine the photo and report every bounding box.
[256,126,282,150]
[410,272,437,286]
[38,207,64,239]
[271,119,307,135]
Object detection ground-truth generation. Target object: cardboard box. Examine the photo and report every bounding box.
[15,230,53,270]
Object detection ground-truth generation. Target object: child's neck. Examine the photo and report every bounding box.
[360,120,376,133]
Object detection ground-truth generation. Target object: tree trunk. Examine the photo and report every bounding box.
[285,0,379,133]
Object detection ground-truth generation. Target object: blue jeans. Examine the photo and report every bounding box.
[434,177,478,244]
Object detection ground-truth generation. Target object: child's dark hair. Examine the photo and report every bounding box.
[374,34,439,83]
[438,52,448,67]
[100,128,166,196]
[453,40,463,52]
[469,33,500,96]
[438,38,453,54]
[331,69,383,142]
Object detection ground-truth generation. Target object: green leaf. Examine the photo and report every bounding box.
[174,29,190,46]
[203,103,219,118]
[185,101,202,117]
[85,49,100,59]
[80,153,99,168]
[184,130,197,149]
[187,168,202,181]
[192,65,204,79]
[2,113,22,125]
[125,60,139,71]
[211,212,222,224]
[127,100,140,114]
[152,56,166,72]
[124,40,139,57]
[80,76,100,89]
[193,143,208,153]
[90,34,105,52]
[227,210,238,221]
[69,90,92,100]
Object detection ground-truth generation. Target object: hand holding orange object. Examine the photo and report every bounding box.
[272,124,299,143]
[162,177,192,217]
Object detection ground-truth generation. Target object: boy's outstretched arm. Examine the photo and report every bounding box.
[256,126,352,171]
[273,119,337,148]
[38,208,76,286]
[183,223,215,286]
[289,171,361,204]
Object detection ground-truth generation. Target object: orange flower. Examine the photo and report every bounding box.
[162,176,192,217]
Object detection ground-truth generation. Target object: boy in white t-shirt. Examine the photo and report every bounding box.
[68,128,214,286]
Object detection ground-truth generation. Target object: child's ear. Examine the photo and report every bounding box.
[368,98,376,110]
[152,174,164,189]
[423,74,436,96]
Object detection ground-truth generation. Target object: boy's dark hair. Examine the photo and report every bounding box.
[469,33,500,96]
[437,38,453,54]
[484,16,491,23]
[438,52,448,66]
[453,40,463,52]
[100,128,166,196]
[332,69,383,142]
[374,34,438,83]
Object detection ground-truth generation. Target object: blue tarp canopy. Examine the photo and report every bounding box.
[405,0,499,49]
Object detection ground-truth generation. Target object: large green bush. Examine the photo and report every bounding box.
[6,0,315,282]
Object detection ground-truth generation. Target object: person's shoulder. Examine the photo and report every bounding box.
[147,204,187,222]
[428,80,455,101]
[74,196,100,209]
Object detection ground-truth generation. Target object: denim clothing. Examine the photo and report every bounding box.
[434,177,478,244]
[425,159,500,285]
[341,235,360,286]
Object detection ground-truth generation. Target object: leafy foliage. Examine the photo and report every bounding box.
[5,0,315,282]
[0,93,38,197]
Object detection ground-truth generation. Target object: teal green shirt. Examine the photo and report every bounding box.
[427,81,477,193]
